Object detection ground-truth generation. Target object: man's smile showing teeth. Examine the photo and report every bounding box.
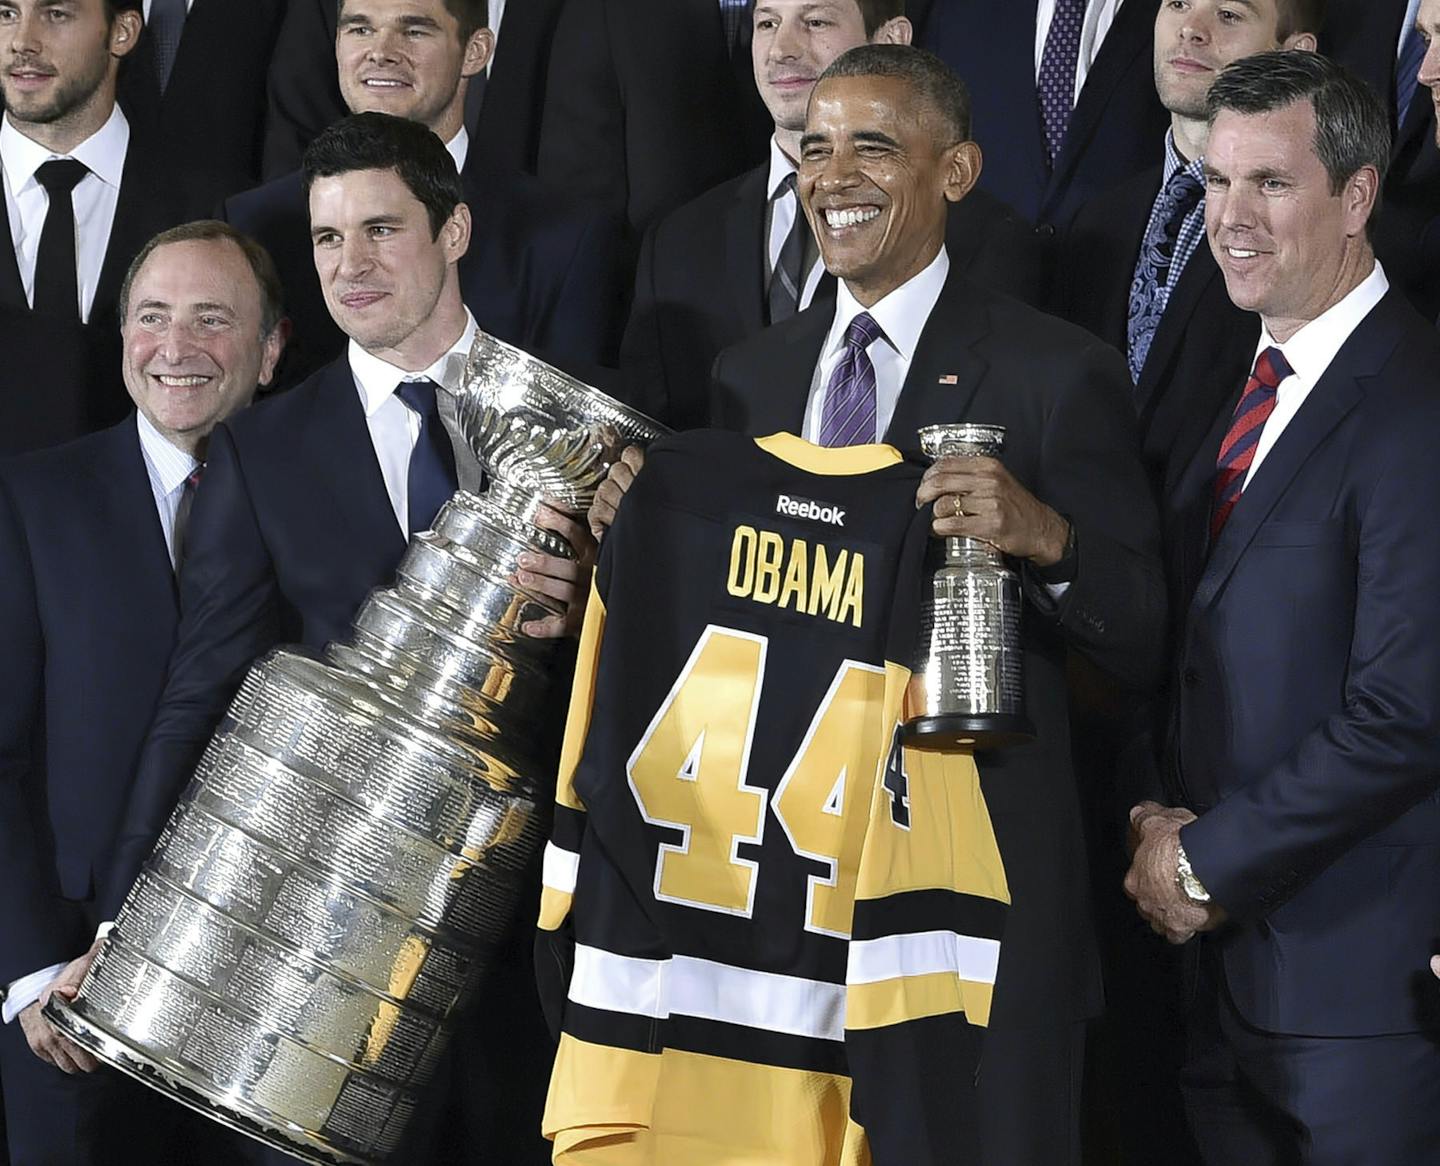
[155,375,210,387]
[364,79,409,88]
[1227,248,1260,259]
[824,207,881,229]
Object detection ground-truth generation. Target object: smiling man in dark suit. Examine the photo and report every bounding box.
[0,221,285,1166]
[1125,52,1440,1164]
[0,0,209,454]
[104,114,577,1165]
[619,0,1047,432]
[597,45,1166,1166]
[919,0,1169,229]
[226,0,626,390]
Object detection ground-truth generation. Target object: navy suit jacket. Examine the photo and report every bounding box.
[102,358,406,917]
[620,165,1048,430]
[711,272,1167,1028]
[1168,290,1440,1036]
[223,164,628,390]
[0,417,178,985]
[920,0,1168,228]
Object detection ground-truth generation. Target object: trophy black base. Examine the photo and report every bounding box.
[903,713,1035,751]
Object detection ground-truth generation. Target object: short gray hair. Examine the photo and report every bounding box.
[1206,50,1390,198]
[817,44,971,144]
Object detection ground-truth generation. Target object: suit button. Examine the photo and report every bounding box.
[1182,667,1201,687]
[1036,223,1056,239]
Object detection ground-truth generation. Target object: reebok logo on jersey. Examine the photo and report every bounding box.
[775,494,846,527]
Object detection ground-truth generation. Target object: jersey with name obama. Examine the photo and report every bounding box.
[537,429,1010,1165]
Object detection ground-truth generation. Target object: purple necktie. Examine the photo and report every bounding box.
[818,312,882,447]
[1037,0,1086,168]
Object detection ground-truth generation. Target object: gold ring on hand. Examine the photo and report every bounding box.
[951,494,965,519]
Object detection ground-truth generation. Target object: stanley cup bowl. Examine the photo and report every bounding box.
[904,423,1035,750]
[46,331,669,1165]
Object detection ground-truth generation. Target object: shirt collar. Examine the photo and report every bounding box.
[0,104,129,193]
[827,247,951,363]
[349,310,479,417]
[1256,261,1390,389]
[1161,127,1205,188]
[767,136,799,201]
[447,127,469,175]
[135,408,199,495]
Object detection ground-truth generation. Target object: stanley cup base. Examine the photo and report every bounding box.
[903,712,1035,751]
[43,996,356,1166]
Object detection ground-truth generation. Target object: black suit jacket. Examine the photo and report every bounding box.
[921,0,1168,228]
[1324,0,1440,320]
[537,0,770,234]
[0,417,178,985]
[711,272,1168,1028]
[223,163,628,389]
[1165,291,1440,1036]
[1058,166,1261,504]
[118,0,285,208]
[621,165,1049,429]
[262,0,565,181]
[0,130,205,454]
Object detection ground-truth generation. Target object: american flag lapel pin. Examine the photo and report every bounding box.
[938,374,959,384]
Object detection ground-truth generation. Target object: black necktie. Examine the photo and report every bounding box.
[174,464,203,571]
[149,0,187,93]
[394,379,458,535]
[32,159,89,321]
[767,172,810,325]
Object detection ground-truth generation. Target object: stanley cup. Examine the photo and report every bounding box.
[904,423,1034,750]
[44,331,668,1165]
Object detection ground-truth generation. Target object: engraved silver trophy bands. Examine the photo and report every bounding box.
[904,422,1035,750]
[45,331,669,1165]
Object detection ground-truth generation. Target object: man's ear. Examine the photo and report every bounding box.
[443,201,472,263]
[110,8,143,61]
[873,17,913,46]
[1281,31,1318,52]
[944,140,983,204]
[462,27,496,78]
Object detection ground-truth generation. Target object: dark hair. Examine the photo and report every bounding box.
[818,44,971,142]
[104,1,144,14]
[301,112,463,239]
[1275,0,1326,41]
[119,221,285,338]
[337,0,488,42]
[1206,51,1390,196]
[855,0,905,37]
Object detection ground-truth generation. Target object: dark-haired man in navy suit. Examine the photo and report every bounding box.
[227,0,626,391]
[918,0,1168,229]
[105,114,574,1166]
[0,221,285,1166]
[1125,52,1440,1165]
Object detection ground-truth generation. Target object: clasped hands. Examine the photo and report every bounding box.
[1124,802,1227,945]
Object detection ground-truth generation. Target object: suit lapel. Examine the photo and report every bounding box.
[87,415,182,622]
[1191,297,1405,612]
[93,140,158,321]
[303,361,408,558]
[1134,243,1221,417]
[0,189,28,311]
[725,166,769,336]
[884,275,990,448]
[743,308,831,436]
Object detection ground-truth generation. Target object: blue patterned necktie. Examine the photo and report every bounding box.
[149,0,187,94]
[395,379,458,535]
[1037,0,1087,168]
[718,0,748,54]
[818,312,883,447]
[1126,167,1205,383]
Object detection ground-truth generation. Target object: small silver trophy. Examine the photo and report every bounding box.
[44,332,668,1165]
[904,423,1034,750]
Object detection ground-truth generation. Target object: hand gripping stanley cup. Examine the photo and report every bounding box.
[44,332,668,1165]
[904,423,1035,750]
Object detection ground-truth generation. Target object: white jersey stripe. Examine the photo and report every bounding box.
[846,930,1001,987]
[542,841,580,894]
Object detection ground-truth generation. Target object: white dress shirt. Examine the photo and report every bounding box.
[447,127,469,174]
[803,247,949,444]
[142,0,195,17]
[765,137,825,313]
[349,312,478,536]
[0,105,129,323]
[1245,262,1390,488]
[488,0,506,68]
[1034,0,1126,105]
[2,416,195,1025]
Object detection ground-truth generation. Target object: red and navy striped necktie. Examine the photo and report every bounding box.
[1210,345,1293,543]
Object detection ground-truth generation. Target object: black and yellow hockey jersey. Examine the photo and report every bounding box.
[538,431,1009,1165]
